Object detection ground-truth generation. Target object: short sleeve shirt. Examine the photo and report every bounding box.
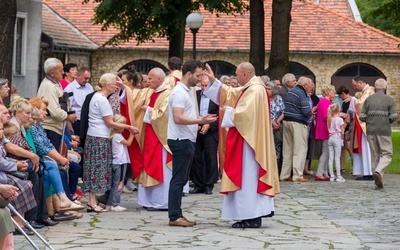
[87,93,113,138]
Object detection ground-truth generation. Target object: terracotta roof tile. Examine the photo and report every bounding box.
[42,0,400,54]
[317,0,352,18]
[42,3,97,49]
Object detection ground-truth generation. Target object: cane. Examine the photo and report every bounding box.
[8,204,55,250]
[10,216,40,250]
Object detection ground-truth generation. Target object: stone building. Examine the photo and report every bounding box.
[40,0,400,124]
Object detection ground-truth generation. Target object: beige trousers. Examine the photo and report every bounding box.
[367,135,392,177]
[280,121,309,180]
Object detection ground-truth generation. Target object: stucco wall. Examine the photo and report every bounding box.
[13,0,42,98]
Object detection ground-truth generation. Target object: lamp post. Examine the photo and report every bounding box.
[186,13,203,59]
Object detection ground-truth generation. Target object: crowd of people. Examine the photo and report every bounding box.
[0,55,397,248]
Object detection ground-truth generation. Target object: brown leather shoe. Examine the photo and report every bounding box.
[169,217,195,227]
[279,177,292,182]
[292,177,309,183]
[183,216,197,225]
[373,172,383,189]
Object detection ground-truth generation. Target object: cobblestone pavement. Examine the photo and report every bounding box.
[14,173,400,249]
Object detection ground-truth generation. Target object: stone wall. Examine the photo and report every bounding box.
[92,49,400,126]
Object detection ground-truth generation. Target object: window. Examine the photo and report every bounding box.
[13,12,27,76]
[119,60,168,74]
[206,61,236,79]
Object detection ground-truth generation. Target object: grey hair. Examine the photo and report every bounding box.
[265,81,279,96]
[282,73,295,85]
[375,78,387,90]
[260,75,270,84]
[220,75,230,82]
[44,58,62,75]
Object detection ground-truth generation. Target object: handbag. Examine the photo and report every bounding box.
[0,195,10,208]
[6,171,29,180]
[273,126,283,144]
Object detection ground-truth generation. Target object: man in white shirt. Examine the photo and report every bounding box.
[64,67,94,137]
[167,59,217,227]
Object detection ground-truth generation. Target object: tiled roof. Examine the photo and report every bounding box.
[317,0,352,18]
[42,0,400,54]
[42,3,97,49]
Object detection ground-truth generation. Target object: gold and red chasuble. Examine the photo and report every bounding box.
[143,91,172,184]
[219,77,280,197]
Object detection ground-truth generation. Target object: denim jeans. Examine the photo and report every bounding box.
[68,161,82,195]
[42,160,66,197]
[167,139,196,221]
[107,164,126,207]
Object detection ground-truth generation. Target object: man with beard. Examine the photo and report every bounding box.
[167,59,217,227]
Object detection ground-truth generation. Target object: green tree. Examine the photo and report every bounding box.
[0,0,17,101]
[83,0,248,59]
[356,0,400,37]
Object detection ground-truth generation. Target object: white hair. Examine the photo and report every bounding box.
[44,58,62,75]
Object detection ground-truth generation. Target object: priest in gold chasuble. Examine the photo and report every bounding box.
[204,62,280,228]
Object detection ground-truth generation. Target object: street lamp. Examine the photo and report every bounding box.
[186,13,203,59]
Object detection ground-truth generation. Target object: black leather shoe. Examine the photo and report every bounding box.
[204,189,213,195]
[143,206,168,211]
[37,218,59,226]
[189,187,205,194]
[28,220,44,229]
[13,226,34,236]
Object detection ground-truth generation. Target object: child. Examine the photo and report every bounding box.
[107,114,134,212]
[327,103,347,182]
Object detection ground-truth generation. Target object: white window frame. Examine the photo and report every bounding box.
[13,12,28,76]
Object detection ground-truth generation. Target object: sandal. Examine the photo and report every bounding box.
[232,217,261,228]
[87,204,108,213]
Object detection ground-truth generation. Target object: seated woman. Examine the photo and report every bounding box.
[0,119,37,235]
[7,98,83,213]
[0,184,18,249]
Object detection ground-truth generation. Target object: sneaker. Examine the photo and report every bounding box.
[107,205,127,212]
[125,179,137,191]
[122,186,133,194]
[336,176,345,182]
[330,176,336,182]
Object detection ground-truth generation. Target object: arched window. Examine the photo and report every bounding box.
[289,62,315,82]
[119,60,168,74]
[206,60,236,79]
[331,63,385,95]
[265,62,315,82]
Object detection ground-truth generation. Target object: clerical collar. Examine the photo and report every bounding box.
[155,82,166,93]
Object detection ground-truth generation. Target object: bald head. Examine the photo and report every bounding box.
[148,68,166,89]
[235,62,255,85]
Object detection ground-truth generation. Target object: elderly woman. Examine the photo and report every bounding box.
[0,79,10,106]
[0,118,37,235]
[220,75,231,86]
[266,81,285,174]
[314,84,336,181]
[28,97,84,212]
[83,73,139,213]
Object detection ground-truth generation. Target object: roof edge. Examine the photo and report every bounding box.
[43,3,99,48]
[305,0,400,43]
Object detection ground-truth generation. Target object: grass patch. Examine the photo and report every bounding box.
[311,132,400,174]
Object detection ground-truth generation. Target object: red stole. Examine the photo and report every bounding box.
[352,114,363,153]
[120,102,143,179]
[143,91,172,183]
[222,87,271,195]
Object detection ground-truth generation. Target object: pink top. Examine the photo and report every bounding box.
[329,116,344,137]
[314,97,331,140]
[60,79,70,90]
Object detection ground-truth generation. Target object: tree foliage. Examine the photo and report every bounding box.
[83,0,248,48]
[356,0,400,37]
